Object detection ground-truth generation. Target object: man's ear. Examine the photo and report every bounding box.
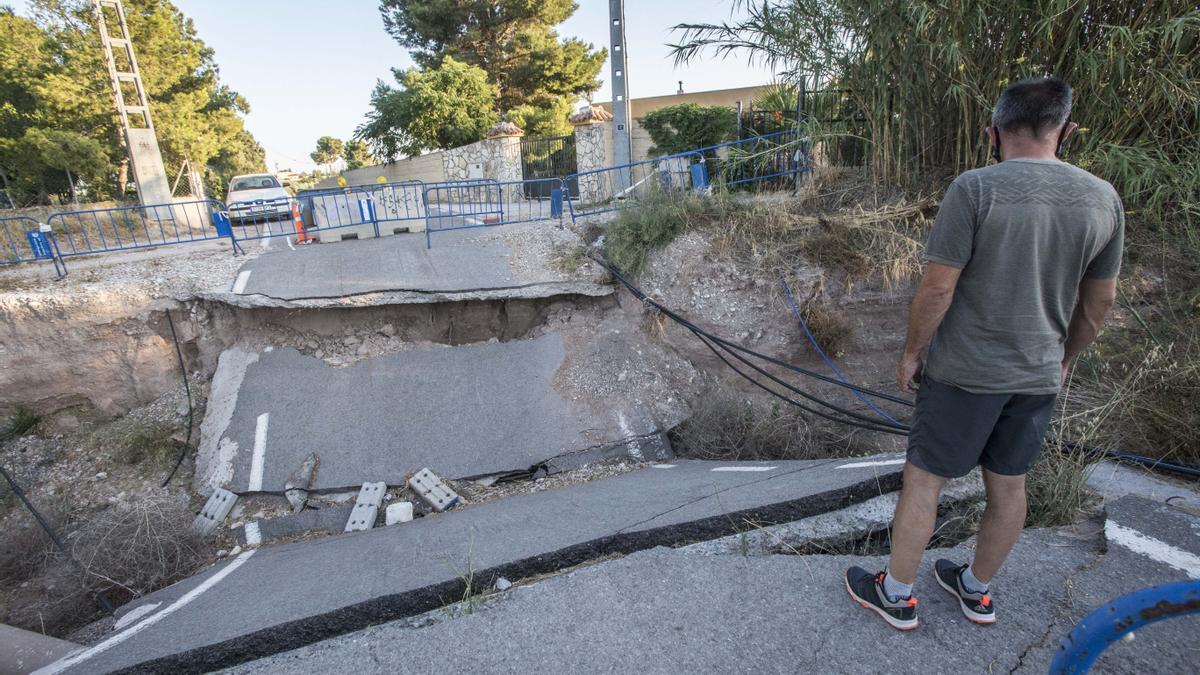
[1059,121,1079,144]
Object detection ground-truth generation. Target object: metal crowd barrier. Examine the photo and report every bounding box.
[697,130,808,188]
[421,177,567,248]
[565,151,705,220]
[1,216,46,265]
[46,199,233,259]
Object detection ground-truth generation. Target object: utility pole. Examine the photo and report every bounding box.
[608,0,632,189]
[94,0,172,206]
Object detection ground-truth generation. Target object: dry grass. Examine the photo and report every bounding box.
[1,495,210,636]
[799,300,855,356]
[671,388,834,461]
[113,423,180,467]
[549,241,588,275]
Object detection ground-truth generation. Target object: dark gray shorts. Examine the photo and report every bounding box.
[907,376,1057,478]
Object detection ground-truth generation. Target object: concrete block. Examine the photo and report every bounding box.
[344,482,386,532]
[408,468,460,512]
[385,501,414,526]
[193,488,238,536]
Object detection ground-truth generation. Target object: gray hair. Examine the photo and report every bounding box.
[991,77,1072,135]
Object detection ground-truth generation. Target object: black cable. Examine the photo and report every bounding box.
[594,255,915,406]
[0,462,115,615]
[593,253,1200,479]
[691,328,908,436]
[161,308,194,487]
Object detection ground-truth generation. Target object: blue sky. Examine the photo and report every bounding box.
[17,1,776,170]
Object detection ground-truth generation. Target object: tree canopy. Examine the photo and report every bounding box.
[357,57,500,161]
[361,0,604,157]
[310,136,344,174]
[0,0,264,205]
[642,104,738,156]
[341,139,374,170]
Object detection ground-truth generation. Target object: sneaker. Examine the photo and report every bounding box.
[844,566,919,630]
[933,559,996,624]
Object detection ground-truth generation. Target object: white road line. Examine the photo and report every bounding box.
[837,458,906,470]
[34,550,257,675]
[231,270,251,294]
[652,464,677,469]
[1105,521,1200,579]
[244,521,262,546]
[248,413,269,492]
[112,602,160,631]
[711,466,777,473]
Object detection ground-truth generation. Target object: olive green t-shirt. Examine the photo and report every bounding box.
[923,159,1124,394]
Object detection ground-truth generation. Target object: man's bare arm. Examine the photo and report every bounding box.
[1061,276,1117,378]
[896,262,963,392]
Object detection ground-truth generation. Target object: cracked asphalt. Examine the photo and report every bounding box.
[225,525,1197,675]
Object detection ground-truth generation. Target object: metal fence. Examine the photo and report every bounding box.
[46,199,233,259]
[565,151,704,220]
[698,130,808,189]
[1,216,47,265]
[421,177,569,248]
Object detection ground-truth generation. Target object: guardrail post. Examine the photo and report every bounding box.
[690,161,710,193]
[43,225,67,279]
[550,187,564,220]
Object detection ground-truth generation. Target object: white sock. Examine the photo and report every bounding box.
[882,570,913,601]
[961,564,989,594]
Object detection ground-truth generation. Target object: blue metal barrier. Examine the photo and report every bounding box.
[697,130,808,188]
[421,177,567,248]
[46,199,234,259]
[565,151,703,220]
[1050,580,1199,673]
[1,216,45,265]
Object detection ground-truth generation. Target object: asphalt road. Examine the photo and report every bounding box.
[232,225,605,302]
[226,497,1200,675]
[199,334,670,493]
[45,456,907,674]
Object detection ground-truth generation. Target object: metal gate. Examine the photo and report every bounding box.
[520,134,579,199]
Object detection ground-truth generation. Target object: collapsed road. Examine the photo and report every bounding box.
[16,222,1200,675]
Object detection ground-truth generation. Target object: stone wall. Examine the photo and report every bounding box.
[573,121,614,205]
[441,136,523,183]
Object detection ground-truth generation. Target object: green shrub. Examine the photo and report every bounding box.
[642,103,737,156]
[602,191,728,274]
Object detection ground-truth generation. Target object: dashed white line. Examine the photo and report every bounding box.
[1105,521,1200,579]
[231,270,251,294]
[244,521,262,546]
[711,466,777,473]
[652,464,676,469]
[33,549,257,675]
[248,413,269,492]
[837,458,906,470]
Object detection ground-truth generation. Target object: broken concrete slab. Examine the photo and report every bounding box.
[385,502,413,526]
[1087,459,1200,512]
[344,482,386,533]
[54,457,906,674]
[201,225,612,309]
[408,469,459,512]
[193,488,238,535]
[0,623,81,675]
[198,334,674,493]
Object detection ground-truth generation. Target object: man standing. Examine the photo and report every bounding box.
[844,77,1123,630]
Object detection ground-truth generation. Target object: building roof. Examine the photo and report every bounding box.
[595,83,774,118]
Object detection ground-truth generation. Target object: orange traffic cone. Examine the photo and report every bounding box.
[291,201,311,244]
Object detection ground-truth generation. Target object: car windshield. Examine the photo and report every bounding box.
[230,175,280,191]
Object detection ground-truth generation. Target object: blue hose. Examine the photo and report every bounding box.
[780,277,906,428]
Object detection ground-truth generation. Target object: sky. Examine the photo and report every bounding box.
[17,1,777,171]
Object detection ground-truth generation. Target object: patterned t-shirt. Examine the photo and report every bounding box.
[923,159,1124,394]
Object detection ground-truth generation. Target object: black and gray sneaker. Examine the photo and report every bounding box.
[844,566,919,631]
[933,559,996,624]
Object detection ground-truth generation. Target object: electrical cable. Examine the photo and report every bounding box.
[591,254,1200,479]
[161,308,194,487]
[594,255,914,406]
[780,276,906,427]
[0,462,114,615]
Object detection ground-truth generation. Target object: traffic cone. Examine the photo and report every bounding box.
[291,201,311,244]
